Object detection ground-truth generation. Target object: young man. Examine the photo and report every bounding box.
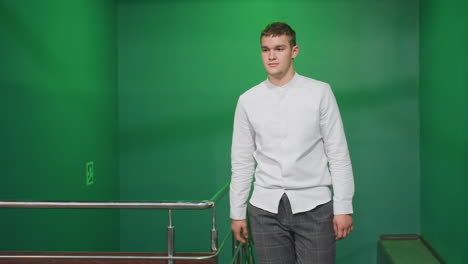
[230,22,355,263]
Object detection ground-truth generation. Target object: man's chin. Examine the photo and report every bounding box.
[268,72,283,78]
[265,68,278,74]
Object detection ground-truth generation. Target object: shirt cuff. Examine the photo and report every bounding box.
[230,206,247,220]
[333,200,353,215]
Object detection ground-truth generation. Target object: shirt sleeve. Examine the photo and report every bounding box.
[319,84,355,215]
[230,97,256,220]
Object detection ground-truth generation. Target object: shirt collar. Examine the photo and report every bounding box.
[265,72,300,90]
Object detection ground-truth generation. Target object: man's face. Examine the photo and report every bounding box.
[261,35,299,79]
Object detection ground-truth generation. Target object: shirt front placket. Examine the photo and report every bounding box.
[276,85,289,187]
[277,86,288,140]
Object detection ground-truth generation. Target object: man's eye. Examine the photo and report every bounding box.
[276,48,284,51]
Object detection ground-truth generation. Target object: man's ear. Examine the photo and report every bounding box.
[292,45,300,59]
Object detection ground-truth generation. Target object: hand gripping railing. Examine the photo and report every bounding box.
[0,182,235,264]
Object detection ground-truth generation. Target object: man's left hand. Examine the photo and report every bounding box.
[333,214,353,240]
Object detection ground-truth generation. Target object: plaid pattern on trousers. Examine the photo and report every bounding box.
[248,194,336,264]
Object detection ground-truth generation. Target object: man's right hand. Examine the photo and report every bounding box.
[231,219,249,244]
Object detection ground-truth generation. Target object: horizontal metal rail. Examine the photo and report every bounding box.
[0,182,234,262]
[0,201,213,210]
[0,254,216,260]
[0,182,231,210]
[0,223,232,261]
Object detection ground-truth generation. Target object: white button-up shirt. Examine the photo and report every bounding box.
[230,73,354,220]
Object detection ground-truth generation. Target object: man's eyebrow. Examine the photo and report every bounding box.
[261,45,287,49]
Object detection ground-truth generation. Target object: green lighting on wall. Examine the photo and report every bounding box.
[86,161,94,186]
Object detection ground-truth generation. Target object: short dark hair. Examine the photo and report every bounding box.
[260,22,296,47]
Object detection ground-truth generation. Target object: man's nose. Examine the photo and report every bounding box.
[269,50,276,60]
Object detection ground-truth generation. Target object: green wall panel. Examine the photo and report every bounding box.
[117,0,419,263]
[0,0,119,251]
[420,0,468,263]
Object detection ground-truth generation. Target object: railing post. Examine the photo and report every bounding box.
[211,205,218,252]
[239,242,244,264]
[248,249,254,264]
[232,235,244,264]
[167,209,175,264]
[232,236,237,264]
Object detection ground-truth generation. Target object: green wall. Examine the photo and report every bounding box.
[117,0,420,263]
[0,0,119,251]
[7,1,460,263]
[420,0,468,263]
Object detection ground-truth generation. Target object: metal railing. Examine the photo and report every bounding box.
[231,240,255,264]
[0,181,253,263]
